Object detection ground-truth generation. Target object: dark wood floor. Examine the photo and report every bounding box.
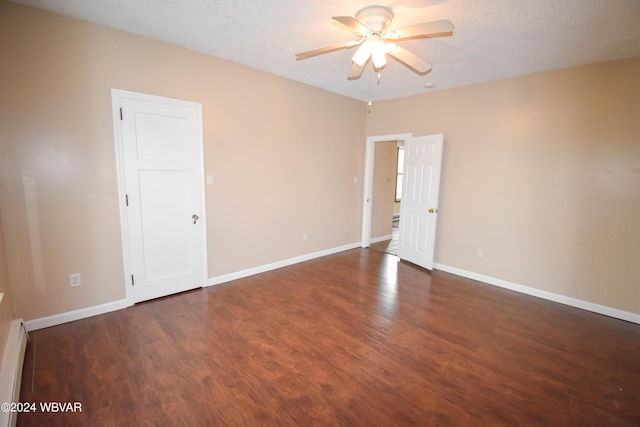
[18,249,640,426]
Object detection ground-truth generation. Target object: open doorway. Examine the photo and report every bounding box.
[363,133,444,270]
[361,132,412,250]
[369,141,404,256]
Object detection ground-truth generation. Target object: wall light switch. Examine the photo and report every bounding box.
[206,175,213,185]
[70,273,81,287]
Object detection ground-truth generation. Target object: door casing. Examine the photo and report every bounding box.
[361,133,413,248]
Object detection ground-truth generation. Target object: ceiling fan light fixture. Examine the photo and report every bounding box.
[352,40,373,67]
[295,6,454,82]
[372,46,387,68]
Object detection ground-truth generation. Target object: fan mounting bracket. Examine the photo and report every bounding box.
[355,5,394,35]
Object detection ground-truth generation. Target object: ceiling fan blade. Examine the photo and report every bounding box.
[387,45,432,74]
[295,40,363,60]
[347,61,365,80]
[332,16,371,36]
[387,19,454,40]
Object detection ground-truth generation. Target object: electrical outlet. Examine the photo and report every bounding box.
[70,273,81,287]
[303,233,308,241]
[476,249,484,259]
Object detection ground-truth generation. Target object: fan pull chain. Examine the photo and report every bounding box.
[368,65,373,107]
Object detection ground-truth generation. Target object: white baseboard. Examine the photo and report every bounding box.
[0,319,28,427]
[23,243,362,330]
[370,234,393,244]
[22,253,638,332]
[207,242,361,286]
[24,299,130,332]
[433,263,640,325]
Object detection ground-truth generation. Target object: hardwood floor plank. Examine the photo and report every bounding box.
[18,249,640,426]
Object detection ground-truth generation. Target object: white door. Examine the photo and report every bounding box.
[112,90,206,303]
[397,134,444,270]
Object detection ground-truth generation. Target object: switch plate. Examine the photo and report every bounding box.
[70,273,81,287]
[476,249,483,259]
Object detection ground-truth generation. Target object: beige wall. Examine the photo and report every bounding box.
[371,140,398,239]
[366,57,640,314]
[0,2,365,321]
[0,205,17,364]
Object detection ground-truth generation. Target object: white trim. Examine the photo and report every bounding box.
[110,89,207,305]
[23,243,361,330]
[434,263,640,325]
[207,242,361,286]
[110,89,132,304]
[22,243,361,330]
[0,319,27,427]
[370,234,393,244]
[23,299,129,332]
[361,133,412,248]
[20,254,638,334]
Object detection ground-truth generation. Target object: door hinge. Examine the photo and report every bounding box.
[125,194,129,206]
[131,274,135,286]
[119,107,123,120]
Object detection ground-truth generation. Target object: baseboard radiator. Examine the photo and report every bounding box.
[0,319,28,427]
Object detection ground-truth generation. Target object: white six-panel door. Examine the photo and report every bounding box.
[112,89,206,303]
[397,134,444,270]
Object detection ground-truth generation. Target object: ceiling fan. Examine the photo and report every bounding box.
[295,5,454,80]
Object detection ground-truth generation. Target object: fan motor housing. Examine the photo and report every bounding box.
[355,5,394,34]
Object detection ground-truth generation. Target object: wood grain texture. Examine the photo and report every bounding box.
[18,249,640,426]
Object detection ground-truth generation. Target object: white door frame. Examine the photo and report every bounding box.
[361,132,412,247]
[110,88,208,306]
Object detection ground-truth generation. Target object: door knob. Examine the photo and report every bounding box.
[428,208,437,213]
[192,214,199,224]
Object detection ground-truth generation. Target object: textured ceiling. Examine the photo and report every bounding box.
[10,0,640,102]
